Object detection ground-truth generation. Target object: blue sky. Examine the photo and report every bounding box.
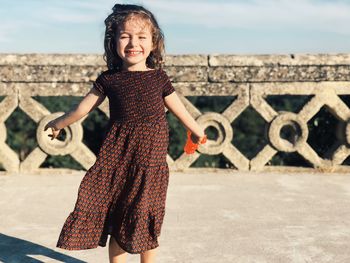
[1,0,349,55]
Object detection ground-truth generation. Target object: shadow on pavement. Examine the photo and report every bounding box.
[0,233,86,263]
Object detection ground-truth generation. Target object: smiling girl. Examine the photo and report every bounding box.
[45,3,206,263]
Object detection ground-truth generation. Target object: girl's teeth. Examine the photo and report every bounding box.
[128,51,142,54]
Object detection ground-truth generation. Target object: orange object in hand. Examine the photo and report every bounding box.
[184,130,207,154]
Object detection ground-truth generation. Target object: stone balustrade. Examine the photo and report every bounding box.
[0,54,350,174]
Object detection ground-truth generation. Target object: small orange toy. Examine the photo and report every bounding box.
[184,130,207,154]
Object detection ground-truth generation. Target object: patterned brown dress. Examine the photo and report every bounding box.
[56,68,175,254]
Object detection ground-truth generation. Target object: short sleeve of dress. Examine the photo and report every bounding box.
[161,71,175,98]
[93,73,107,96]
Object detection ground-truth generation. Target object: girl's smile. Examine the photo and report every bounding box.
[125,50,143,56]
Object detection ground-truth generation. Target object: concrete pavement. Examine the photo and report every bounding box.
[1,171,350,263]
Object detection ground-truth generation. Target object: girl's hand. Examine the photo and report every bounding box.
[184,130,207,154]
[44,120,62,140]
[190,132,206,144]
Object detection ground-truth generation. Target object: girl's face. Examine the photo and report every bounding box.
[116,18,154,71]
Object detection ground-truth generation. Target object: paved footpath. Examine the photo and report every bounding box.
[1,171,350,263]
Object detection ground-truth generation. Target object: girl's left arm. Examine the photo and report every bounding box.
[164,92,206,142]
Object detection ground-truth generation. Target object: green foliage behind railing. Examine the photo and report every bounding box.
[2,95,347,171]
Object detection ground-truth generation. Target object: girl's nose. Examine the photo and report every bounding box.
[129,36,139,46]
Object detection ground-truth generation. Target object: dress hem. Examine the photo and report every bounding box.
[106,233,160,254]
[56,234,160,255]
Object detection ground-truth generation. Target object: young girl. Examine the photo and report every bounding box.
[45,3,206,263]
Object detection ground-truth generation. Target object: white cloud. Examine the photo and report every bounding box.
[69,0,117,11]
[15,0,349,35]
[23,3,102,25]
[0,20,42,44]
[44,7,99,24]
[1,0,348,53]
[146,0,350,35]
[0,25,13,43]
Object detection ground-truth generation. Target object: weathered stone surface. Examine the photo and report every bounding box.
[0,54,207,66]
[1,82,92,96]
[0,54,106,66]
[0,65,106,82]
[209,66,350,82]
[162,66,207,82]
[163,54,207,66]
[0,65,207,82]
[209,54,350,66]
[1,54,350,174]
[173,82,247,96]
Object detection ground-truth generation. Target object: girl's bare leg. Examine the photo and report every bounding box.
[109,236,127,263]
[140,247,157,263]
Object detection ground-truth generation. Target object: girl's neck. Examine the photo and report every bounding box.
[121,65,152,72]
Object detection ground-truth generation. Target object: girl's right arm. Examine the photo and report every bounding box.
[44,87,105,140]
[163,91,206,144]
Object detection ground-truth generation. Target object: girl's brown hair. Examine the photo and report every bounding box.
[103,4,165,71]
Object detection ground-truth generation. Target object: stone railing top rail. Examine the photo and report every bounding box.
[1,53,350,66]
[1,53,350,174]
